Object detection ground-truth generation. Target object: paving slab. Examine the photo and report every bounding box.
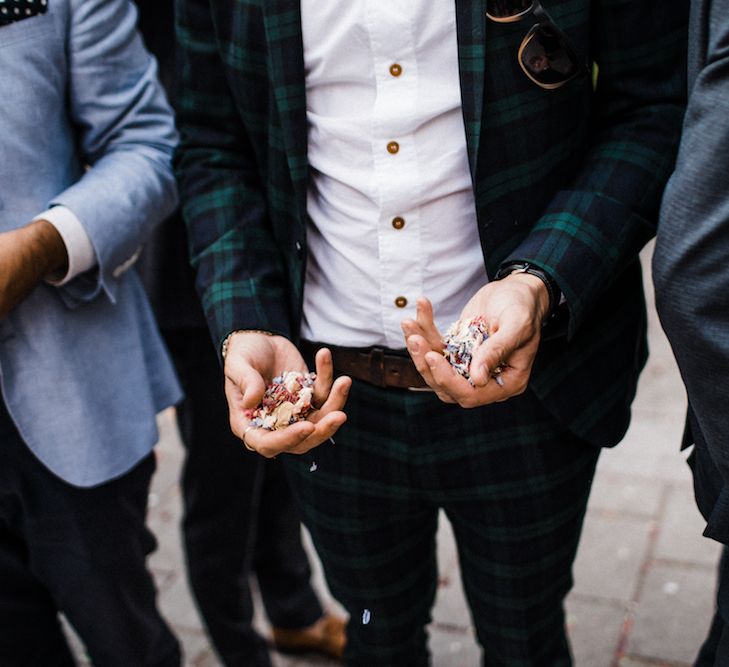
[597,413,691,485]
[572,513,654,602]
[431,514,471,631]
[148,491,185,573]
[587,474,664,519]
[653,485,723,567]
[619,658,688,667]
[625,562,717,666]
[177,628,217,667]
[565,597,627,666]
[429,625,482,666]
[630,359,688,418]
[158,570,204,631]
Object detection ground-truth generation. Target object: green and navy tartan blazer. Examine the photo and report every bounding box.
[175,0,688,448]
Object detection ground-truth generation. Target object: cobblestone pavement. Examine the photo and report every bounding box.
[69,245,722,666]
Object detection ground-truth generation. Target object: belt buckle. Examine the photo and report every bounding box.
[367,346,434,391]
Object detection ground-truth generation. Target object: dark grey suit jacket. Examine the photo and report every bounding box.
[654,0,729,543]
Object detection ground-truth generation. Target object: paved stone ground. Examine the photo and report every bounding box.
[68,245,723,666]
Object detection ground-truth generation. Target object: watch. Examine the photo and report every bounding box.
[495,261,562,322]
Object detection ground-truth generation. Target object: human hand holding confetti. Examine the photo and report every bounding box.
[401,271,548,406]
[245,370,317,430]
[441,316,504,386]
[223,332,351,457]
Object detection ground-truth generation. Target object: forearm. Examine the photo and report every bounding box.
[0,220,68,318]
[506,0,688,338]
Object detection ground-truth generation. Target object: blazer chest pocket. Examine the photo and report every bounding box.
[0,1,49,39]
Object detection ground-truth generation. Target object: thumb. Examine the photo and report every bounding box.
[226,358,268,410]
[469,327,516,387]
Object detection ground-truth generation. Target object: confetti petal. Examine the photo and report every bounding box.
[245,371,317,430]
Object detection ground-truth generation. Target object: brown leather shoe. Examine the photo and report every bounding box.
[271,612,347,661]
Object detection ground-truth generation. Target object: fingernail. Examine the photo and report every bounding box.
[408,339,419,354]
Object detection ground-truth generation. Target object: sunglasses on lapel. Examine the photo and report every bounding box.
[486,0,588,90]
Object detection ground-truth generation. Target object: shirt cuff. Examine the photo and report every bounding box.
[34,206,97,286]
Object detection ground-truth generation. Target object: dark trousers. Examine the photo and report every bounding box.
[164,329,323,667]
[0,400,180,667]
[284,380,600,667]
[689,412,729,667]
[695,547,729,667]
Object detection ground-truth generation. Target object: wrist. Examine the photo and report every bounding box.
[221,329,273,361]
[25,219,69,279]
[495,261,561,325]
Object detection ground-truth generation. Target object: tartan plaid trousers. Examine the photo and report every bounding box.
[284,382,599,665]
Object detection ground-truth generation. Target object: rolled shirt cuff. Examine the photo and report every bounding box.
[34,206,97,285]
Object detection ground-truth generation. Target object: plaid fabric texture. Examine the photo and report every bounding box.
[284,383,599,666]
[175,0,688,448]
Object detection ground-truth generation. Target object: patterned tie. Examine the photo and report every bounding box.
[0,0,48,26]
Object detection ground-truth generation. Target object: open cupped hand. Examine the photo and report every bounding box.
[224,332,351,457]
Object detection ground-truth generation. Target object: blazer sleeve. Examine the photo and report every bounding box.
[503,0,689,338]
[653,0,729,485]
[50,0,178,306]
[174,0,293,350]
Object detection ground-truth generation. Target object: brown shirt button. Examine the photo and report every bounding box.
[392,216,405,230]
[387,141,399,154]
[389,63,402,77]
[394,296,408,308]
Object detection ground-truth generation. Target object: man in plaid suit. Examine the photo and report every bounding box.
[175,1,688,664]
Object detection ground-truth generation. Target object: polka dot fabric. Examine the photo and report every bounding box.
[0,0,48,26]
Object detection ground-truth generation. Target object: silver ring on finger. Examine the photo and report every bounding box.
[242,425,257,453]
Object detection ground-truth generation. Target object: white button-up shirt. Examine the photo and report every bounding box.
[300,0,489,349]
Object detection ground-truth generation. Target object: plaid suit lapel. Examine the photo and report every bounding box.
[455,0,486,181]
[262,0,308,223]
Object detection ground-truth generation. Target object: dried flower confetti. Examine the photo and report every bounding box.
[245,371,316,430]
[442,316,504,385]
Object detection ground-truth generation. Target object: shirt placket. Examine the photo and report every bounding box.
[366,0,423,349]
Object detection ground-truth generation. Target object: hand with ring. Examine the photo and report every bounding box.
[224,331,351,458]
[242,426,257,452]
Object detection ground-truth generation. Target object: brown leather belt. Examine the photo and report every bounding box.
[300,340,430,390]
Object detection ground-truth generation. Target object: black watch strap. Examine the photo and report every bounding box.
[495,261,562,322]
